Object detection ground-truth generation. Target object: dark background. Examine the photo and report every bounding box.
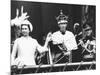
[11,0,96,69]
[11,0,88,45]
[11,0,96,62]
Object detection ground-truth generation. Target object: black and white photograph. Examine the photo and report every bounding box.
[11,0,96,75]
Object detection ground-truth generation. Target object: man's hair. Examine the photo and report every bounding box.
[21,24,31,32]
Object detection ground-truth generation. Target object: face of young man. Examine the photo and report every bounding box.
[21,25,30,36]
[58,23,67,33]
[86,29,92,36]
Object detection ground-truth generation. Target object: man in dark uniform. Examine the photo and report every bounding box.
[79,24,96,61]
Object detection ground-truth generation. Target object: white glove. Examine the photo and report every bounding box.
[46,32,52,42]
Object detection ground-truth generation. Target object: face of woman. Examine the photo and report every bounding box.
[21,25,30,36]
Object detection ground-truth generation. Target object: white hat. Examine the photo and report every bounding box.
[21,20,33,32]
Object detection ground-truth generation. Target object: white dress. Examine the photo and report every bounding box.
[11,36,47,66]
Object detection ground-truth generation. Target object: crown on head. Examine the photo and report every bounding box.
[56,10,68,24]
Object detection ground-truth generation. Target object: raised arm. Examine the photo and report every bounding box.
[36,32,52,53]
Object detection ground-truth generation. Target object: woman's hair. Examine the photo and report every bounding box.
[21,24,31,32]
